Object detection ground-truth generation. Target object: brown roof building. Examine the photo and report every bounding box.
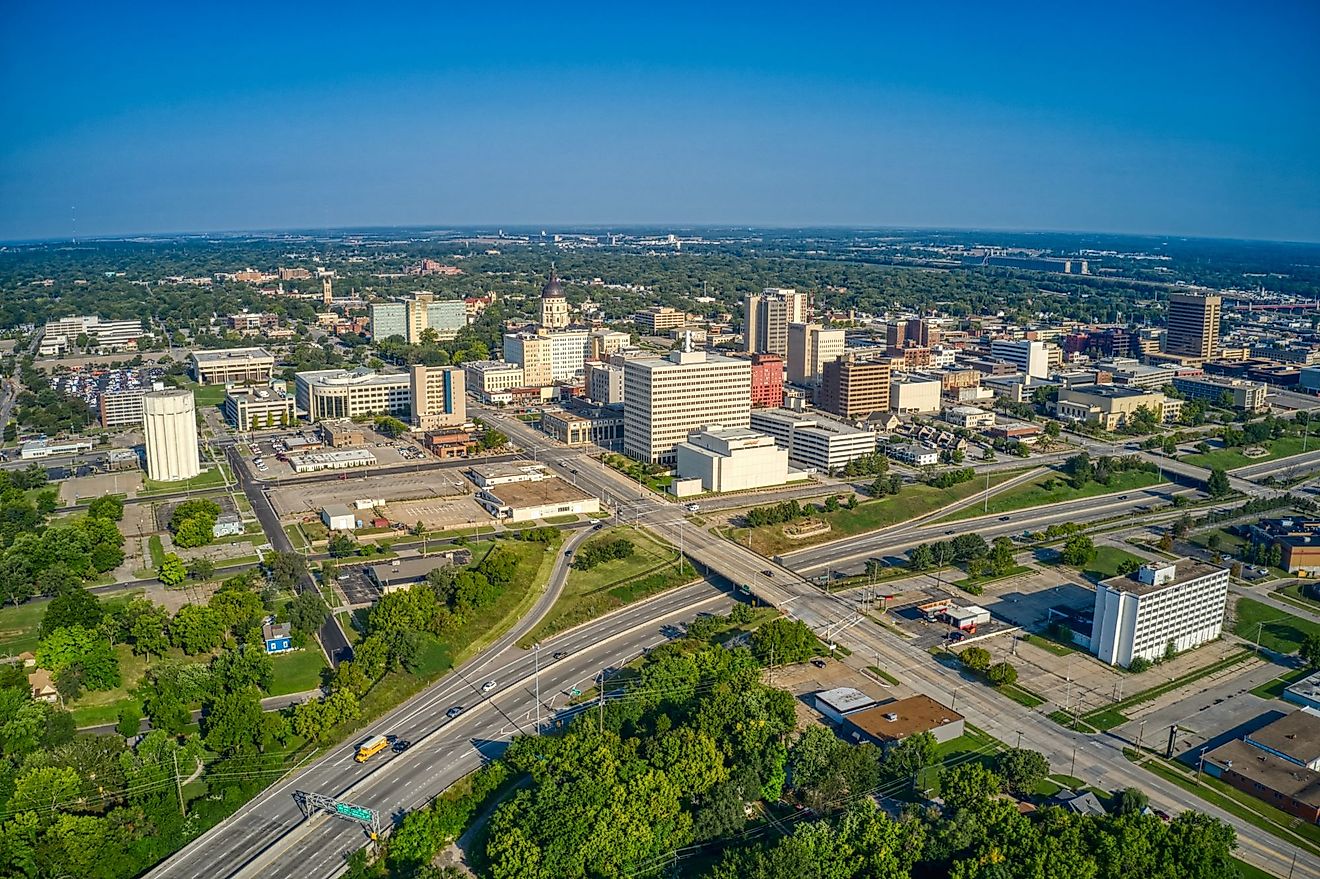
[842,694,965,746]
[1204,708,1320,825]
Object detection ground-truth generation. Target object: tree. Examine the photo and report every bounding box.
[171,603,224,654]
[174,515,213,548]
[1206,467,1231,497]
[907,543,935,571]
[1113,786,1150,816]
[203,686,264,754]
[940,762,1001,812]
[116,703,142,738]
[996,748,1049,795]
[289,589,331,638]
[40,581,104,636]
[1298,632,1320,669]
[880,731,936,781]
[188,557,215,581]
[950,533,989,562]
[157,552,187,586]
[986,662,1018,687]
[36,624,121,690]
[750,618,818,666]
[329,533,358,558]
[1059,534,1096,567]
[959,646,991,673]
[129,603,170,659]
[87,495,124,521]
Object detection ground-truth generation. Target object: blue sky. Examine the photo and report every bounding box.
[2,1,1318,241]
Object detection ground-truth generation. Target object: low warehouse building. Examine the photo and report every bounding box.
[813,687,876,724]
[476,477,600,523]
[321,504,357,531]
[843,695,965,747]
[366,551,472,594]
[290,449,376,473]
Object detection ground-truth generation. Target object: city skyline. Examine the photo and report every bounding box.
[3,1,1318,242]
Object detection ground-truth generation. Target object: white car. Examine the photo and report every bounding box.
[481,680,497,693]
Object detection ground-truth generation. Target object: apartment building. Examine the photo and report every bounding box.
[750,353,785,408]
[99,389,147,428]
[749,408,877,473]
[786,323,846,385]
[503,330,592,385]
[817,356,890,419]
[370,292,467,342]
[1091,559,1229,667]
[190,347,276,385]
[369,302,407,341]
[622,347,752,464]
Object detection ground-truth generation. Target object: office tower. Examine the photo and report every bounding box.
[1091,559,1228,668]
[817,355,891,419]
[884,322,904,351]
[906,318,940,348]
[786,323,846,385]
[143,389,200,482]
[989,339,1050,378]
[540,267,570,330]
[744,287,808,356]
[295,368,411,421]
[370,302,407,341]
[623,344,752,464]
[409,365,466,429]
[1164,292,1221,359]
[321,276,333,305]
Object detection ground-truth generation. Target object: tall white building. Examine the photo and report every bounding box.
[675,426,793,493]
[989,339,1049,379]
[786,323,846,386]
[294,368,411,421]
[143,389,200,482]
[1091,559,1229,668]
[623,345,752,465]
[370,293,466,342]
[409,365,466,430]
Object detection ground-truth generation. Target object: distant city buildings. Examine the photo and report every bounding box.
[635,306,687,334]
[409,365,466,430]
[989,339,1049,378]
[369,291,467,342]
[41,315,144,356]
[749,353,785,408]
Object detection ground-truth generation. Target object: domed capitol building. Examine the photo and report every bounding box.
[539,265,570,330]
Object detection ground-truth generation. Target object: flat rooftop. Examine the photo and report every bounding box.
[815,687,875,714]
[485,477,596,509]
[1100,558,1227,596]
[1246,708,1320,765]
[191,347,273,362]
[469,462,547,481]
[1205,738,1320,807]
[366,550,470,584]
[844,694,964,742]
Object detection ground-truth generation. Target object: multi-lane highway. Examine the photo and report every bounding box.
[157,408,1317,878]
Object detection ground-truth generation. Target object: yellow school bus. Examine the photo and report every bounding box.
[355,735,389,762]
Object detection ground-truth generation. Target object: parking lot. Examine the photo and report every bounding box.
[382,495,490,532]
[243,426,431,479]
[334,562,383,606]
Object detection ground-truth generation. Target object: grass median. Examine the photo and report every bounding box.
[938,468,1164,523]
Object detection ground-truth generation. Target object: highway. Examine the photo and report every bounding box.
[156,408,1316,878]
[480,411,1317,879]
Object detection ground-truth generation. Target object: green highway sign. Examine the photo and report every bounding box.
[336,803,373,822]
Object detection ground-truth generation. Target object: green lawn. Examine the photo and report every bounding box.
[1182,434,1315,471]
[1272,581,1320,613]
[997,682,1046,708]
[1232,596,1320,654]
[142,466,229,494]
[940,468,1165,522]
[68,638,200,727]
[168,376,229,407]
[951,564,1031,591]
[735,470,1029,557]
[0,600,48,655]
[522,526,695,646]
[1232,858,1278,879]
[1249,666,1315,701]
[602,454,674,494]
[1081,546,1148,580]
[1018,631,1078,657]
[148,535,165,567]
[268,649,328,696]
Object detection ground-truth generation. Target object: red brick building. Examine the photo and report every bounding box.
[750,354,784,409]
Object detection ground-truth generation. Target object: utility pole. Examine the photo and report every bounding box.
[984,471,990,513]
[1070,745,1077,778]
[1135,719,1147,754]
[173,751,186,817]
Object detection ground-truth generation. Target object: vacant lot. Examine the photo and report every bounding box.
[269,649,328,696]
[1232,596,1320,655]
[940,469,1164,522]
